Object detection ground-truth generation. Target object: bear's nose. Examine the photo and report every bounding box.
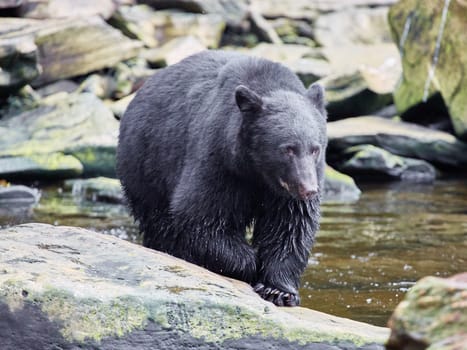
[298,184,318,200]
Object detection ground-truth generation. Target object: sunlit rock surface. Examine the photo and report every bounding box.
[389,0,467,140]
[387,273,467,350]
[0,223,389,350]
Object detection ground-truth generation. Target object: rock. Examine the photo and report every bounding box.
[65,177,124,204]
[250,0,397,19]
[389,0,467,140]
[314,7,393,47]
[324,166,361,203]
[143,36,206,67]
[0,223,390,349]
[0,92,119,179]
[107,92,135,120]
[0,84,41,118]
[110,5,225,48]
[249,7,282,44]
[386,273,467,350]
[321,70,394,119]
[233,43,331,85]
[338,144,437,181]
[327,116,467,168]
[0,35,40,97]
[79,74,115,100]
[0,0,22,9]
[0,17,142,87]
[268,17,316,47]
[139,0,249,29]
[18,0,116,19]
[36,80,78,98]
[0,184,40,205]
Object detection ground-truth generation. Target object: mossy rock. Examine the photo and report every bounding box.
[389,0,467,140]
[0,223,389,349]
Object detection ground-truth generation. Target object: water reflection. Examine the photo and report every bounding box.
[301,179,467,326]
[1,180,466,327]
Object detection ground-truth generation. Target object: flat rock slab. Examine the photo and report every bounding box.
[327,116,467,168]
[0,223,389,349]
[0,16,142,88]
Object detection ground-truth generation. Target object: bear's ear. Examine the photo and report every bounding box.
[235,85,263,114]
[306,83,326,116]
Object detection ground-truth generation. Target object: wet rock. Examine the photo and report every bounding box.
[0,223,389,349]
[110,5,225,48]
[0,17,142,87]
[0,35,40,97]
[139,0,249,29]
[314,7,392,47]
[18,0,116,19]
[327,116,467,168]
[65,177,123,204]
[0,92,119,179]
[324,166,361,203]
[0,184,40,205]
[387,273,467,350]
[338,144,437,182]
[143,36,206,67]
[389,0,467,140]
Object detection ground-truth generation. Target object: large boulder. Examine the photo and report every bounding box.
[389,0,467,140]
[110,5,225,48]
[386,273,467,350]
[0,16,142,90]
[0,223,389,349]
[327,116,467,168]
[323,166,362,203]
[0,92,119,179]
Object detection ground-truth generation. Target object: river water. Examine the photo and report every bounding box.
[1,179,466,327]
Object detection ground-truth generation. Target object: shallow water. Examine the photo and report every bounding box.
[1,179,466,327]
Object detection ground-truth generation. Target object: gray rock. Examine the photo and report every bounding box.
[314,7,392,47]
[249,7,282,44]
[327,116,467,168]
[139,0,249,28]
[0,36,40,97]
[324,166,361,203]
[18,0,116,19]
[268,17,316,47]
[36,80,79,98]
[107,92,135,120]
[0,184,40,204]
[339,144,437,181]
[143,36,206,67]
[0,92,119,179]
[0,16,142,88]
[0,0,22,9]
[0,223,389,349]
[65,177,124,204]
[110,5,225,48]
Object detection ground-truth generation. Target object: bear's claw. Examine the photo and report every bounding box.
[253,283,300,307]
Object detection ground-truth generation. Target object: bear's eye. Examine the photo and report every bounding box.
[311,147,320,157]
[285,146,297,157]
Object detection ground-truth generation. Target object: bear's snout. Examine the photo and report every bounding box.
[298,183,318,200]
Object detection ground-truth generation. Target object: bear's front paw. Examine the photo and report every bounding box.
[253,283,300,307]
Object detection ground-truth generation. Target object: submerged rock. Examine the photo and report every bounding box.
[327,116,467,168]
[0,184,40,205]
[338,144,437,181]
[387,273,467,350]
[389,0,467,140]
[0,92,118,179]
[0,17,142,88]
[323,166,362,203]
[65,177,124,204]
[0,223,389,349]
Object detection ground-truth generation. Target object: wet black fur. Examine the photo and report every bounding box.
[117,51,327,306]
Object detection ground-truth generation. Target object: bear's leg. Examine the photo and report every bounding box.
[252,197,320,306]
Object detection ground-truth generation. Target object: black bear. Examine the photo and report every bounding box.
[117,50,327,306]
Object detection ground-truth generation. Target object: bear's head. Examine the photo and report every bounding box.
[235,83,327,201]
